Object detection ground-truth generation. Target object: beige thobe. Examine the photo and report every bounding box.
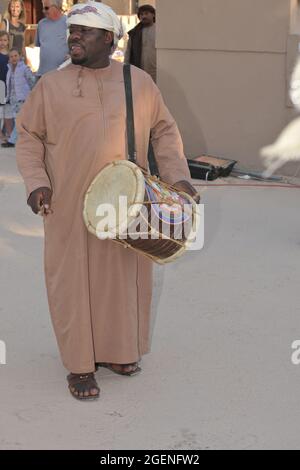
[16,60,191,373]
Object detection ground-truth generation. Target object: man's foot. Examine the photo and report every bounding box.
[1,142,15,148]
[67,372,100,400]
[95,362,141,376]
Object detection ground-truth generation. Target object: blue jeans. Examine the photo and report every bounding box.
[7,101,25,145]
[8,123,17,145]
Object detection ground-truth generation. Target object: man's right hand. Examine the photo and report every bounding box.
[27,187,53,216]
[173,180,201,204]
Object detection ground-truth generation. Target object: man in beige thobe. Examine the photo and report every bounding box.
[16,2,197,400]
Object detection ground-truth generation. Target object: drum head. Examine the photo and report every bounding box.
[83,161,145,239]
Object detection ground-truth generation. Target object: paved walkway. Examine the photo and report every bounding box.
[1,148,300,450]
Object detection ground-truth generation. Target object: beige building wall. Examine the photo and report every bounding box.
[156,0,300,174]
[101,0,135,14]
[138,0,155,7]
[103,0,155,15]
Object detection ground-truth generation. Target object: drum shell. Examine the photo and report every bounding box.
[116,177,197,264]
[83,161,199,264]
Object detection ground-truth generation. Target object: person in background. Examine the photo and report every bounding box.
[125,4,158,173]
[0,31,14,143]
[35,0,69,78]
[2,47,35,148]
[125,4,156,83]
[0,0,27,54]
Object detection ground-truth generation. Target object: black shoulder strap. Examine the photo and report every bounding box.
[123,64,136,163]
[123,64,160,176]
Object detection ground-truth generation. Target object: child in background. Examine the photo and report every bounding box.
[2,47,35,148]
[0,30,14,143]
[0,31,9,94]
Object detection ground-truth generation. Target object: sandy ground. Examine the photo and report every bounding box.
[1,147,300,450]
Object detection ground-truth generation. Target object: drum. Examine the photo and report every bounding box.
[83,160,199,264]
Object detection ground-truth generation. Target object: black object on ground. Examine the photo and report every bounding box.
[188,155,237,180]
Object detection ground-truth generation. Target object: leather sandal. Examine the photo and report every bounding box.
[95,362,141,376]
[67,372,100,400]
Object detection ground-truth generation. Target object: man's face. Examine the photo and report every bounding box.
[9,50,20,65]
[139,10,155,26]
[10,1,22,18]
[68,25,113,67]
[42,0,56,19]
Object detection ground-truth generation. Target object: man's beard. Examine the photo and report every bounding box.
[141,19,152,27]
[71,56,88,65]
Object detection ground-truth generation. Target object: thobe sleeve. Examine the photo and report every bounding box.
[149,80,192,185]
[16,78,51,201]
